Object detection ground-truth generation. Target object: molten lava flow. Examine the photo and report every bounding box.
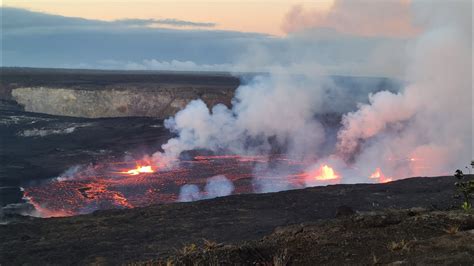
[121,165,154,176]
[370,168,393,183]
[24,155,346,217]
[314,165,340,181]
[22,194,73,218]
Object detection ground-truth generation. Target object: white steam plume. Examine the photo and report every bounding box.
[336,0,472,178]
[178,175,234,202]
[178,184,201,202]
[204,175,235,198]
[153,66,332,165]
[156,0,471,192]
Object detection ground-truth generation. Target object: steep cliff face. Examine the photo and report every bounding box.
[12,86,234,118]
[2,68,240,118]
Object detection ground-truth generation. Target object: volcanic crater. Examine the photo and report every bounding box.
[1,68,472,265]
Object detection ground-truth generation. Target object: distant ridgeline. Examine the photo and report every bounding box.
[0,68,401,118]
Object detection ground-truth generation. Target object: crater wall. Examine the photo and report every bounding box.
[12,86,234,118]
[2,68,239,118]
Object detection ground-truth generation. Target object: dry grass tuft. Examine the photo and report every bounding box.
[176,243,197,256]
[202,239,221,251]
[443,225,460,235]
[372,254,380,264]
[388,239,410,252]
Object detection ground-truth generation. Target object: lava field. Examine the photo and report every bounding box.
[24,154,332,216]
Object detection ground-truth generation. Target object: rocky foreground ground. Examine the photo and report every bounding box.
[1,175,473,265]
[166,209,474,265]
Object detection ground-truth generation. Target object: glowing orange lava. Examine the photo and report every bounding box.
[314,165,340,181]
[24,155,348,217]
[121,165,154,175]
[370,168,393,183]
[301,164,341,187]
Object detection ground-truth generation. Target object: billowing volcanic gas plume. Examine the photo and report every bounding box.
[151,0,471,183]
[23,1,471,217]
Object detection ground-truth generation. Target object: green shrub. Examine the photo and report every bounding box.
[454,169,474,211]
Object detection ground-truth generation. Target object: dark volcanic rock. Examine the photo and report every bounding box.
[335,205,355,217]
[0,175,469,265]
[169,209,474,265]
[0,109,172,195]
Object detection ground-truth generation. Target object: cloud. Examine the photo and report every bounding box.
[114,18,216,28]
[1,7,107,30]
[1,7,412,78]
[282,0,421,37]
[1,7,261,68]
[79,59,234,72]
[1,7,216,30]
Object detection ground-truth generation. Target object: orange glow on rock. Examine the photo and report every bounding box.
[370,168,393,183]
